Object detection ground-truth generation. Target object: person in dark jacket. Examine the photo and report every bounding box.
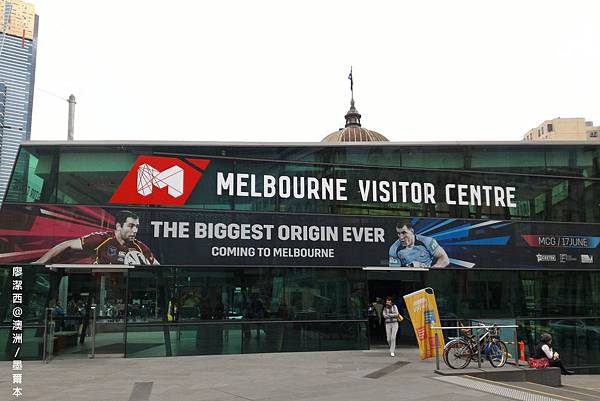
[78,301,92,345]
[534,333,574,375]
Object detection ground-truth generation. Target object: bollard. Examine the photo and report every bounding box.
[476,328,481,368]
[519,340,526,362]
[434,333,440,370]
[89,305,96,359]
[42,308,50,364]
[514,330,519,367]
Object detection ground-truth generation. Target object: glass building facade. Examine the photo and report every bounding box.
[0,1,38,205]
[0,142,599,371]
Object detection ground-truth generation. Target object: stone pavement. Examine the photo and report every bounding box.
[0,346,597,401]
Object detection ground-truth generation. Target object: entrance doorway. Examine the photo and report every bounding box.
[367,271,425,346]
[45,267,128,359]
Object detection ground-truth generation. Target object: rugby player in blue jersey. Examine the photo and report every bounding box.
[388,220,449,268]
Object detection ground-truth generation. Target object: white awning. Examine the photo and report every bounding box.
[362,266,429,272]
[46,264,135,272]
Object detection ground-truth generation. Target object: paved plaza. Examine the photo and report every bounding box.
[1,346,598,401]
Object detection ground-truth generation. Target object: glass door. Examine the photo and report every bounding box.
[50,270,127,359]
[91,271,127,357]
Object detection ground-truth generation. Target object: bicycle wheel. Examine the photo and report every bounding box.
[487,339,508,368]
[443,338,471,365]
[444,339,472,369]
[442,338,459,366]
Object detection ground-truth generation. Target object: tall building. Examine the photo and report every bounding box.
[0,0,37,204]
[523,117,600,141]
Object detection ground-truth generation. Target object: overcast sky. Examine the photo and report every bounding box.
[30,0,599,143]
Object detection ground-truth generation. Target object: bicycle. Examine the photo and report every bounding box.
[443,323,508,369]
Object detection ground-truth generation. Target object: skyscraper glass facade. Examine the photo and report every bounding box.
[0,0,37,204]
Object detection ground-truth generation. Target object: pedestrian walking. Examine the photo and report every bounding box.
[382,296,403,357]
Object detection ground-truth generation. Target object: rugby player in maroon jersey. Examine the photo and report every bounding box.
[34,210,158,265]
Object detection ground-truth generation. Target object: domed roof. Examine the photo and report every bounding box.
[322,127,389,143]
[321,98,389,143]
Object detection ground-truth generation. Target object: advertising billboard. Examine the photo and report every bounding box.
[0,204,597,269]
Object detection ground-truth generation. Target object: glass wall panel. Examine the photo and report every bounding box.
[124,324,236,358]
[427,270,600,320]
[56,150,136,204]
[183,157,599,221]
[128,267,368,324]
[0,266,52,326]
[5,145,600,223]
[0,266,598,360]
[470,147,547,171]
[423,269,600,368]
[5,147,58,203]
[519,318,600,369]
[197,144,597,177]
[124,321,368,358]
[401,149,466,169]
[0,327,45,361]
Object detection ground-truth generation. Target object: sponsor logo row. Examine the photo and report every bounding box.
[536,254,594,264]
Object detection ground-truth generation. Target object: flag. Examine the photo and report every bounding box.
[403,287,444,360]
[348,67,353,92]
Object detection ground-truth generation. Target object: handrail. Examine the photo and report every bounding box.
[126,319,368,327]
[0,324,44,329]
[431,324,518,330]
[516,316,600,321]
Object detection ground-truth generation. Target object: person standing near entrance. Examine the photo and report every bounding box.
[382,296,402,357]
[77,300,91,345]
[53,301,65,331]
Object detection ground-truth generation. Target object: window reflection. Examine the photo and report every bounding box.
[127,267,367,324]
[6,145,599,223]
[430,270,600,319]
[5,148,57,204]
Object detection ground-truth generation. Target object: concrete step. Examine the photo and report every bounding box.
[435,366,562,387]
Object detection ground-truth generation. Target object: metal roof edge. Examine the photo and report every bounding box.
[20,140,600,147]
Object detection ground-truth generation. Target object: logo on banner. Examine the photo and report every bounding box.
[110,156,211,206]
[536,254,556,262]
[137,164,184,198]
[581,254,594,264]
[559,254,577,263]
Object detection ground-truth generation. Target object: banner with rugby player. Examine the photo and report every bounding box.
[0,204,598,269]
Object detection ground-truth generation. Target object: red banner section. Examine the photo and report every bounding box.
[110,156,210,206]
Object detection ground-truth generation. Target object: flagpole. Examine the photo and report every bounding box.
[349,66,354,102]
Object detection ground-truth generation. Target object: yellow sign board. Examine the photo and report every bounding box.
[0,0,36,41]
[403,287,444,359]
